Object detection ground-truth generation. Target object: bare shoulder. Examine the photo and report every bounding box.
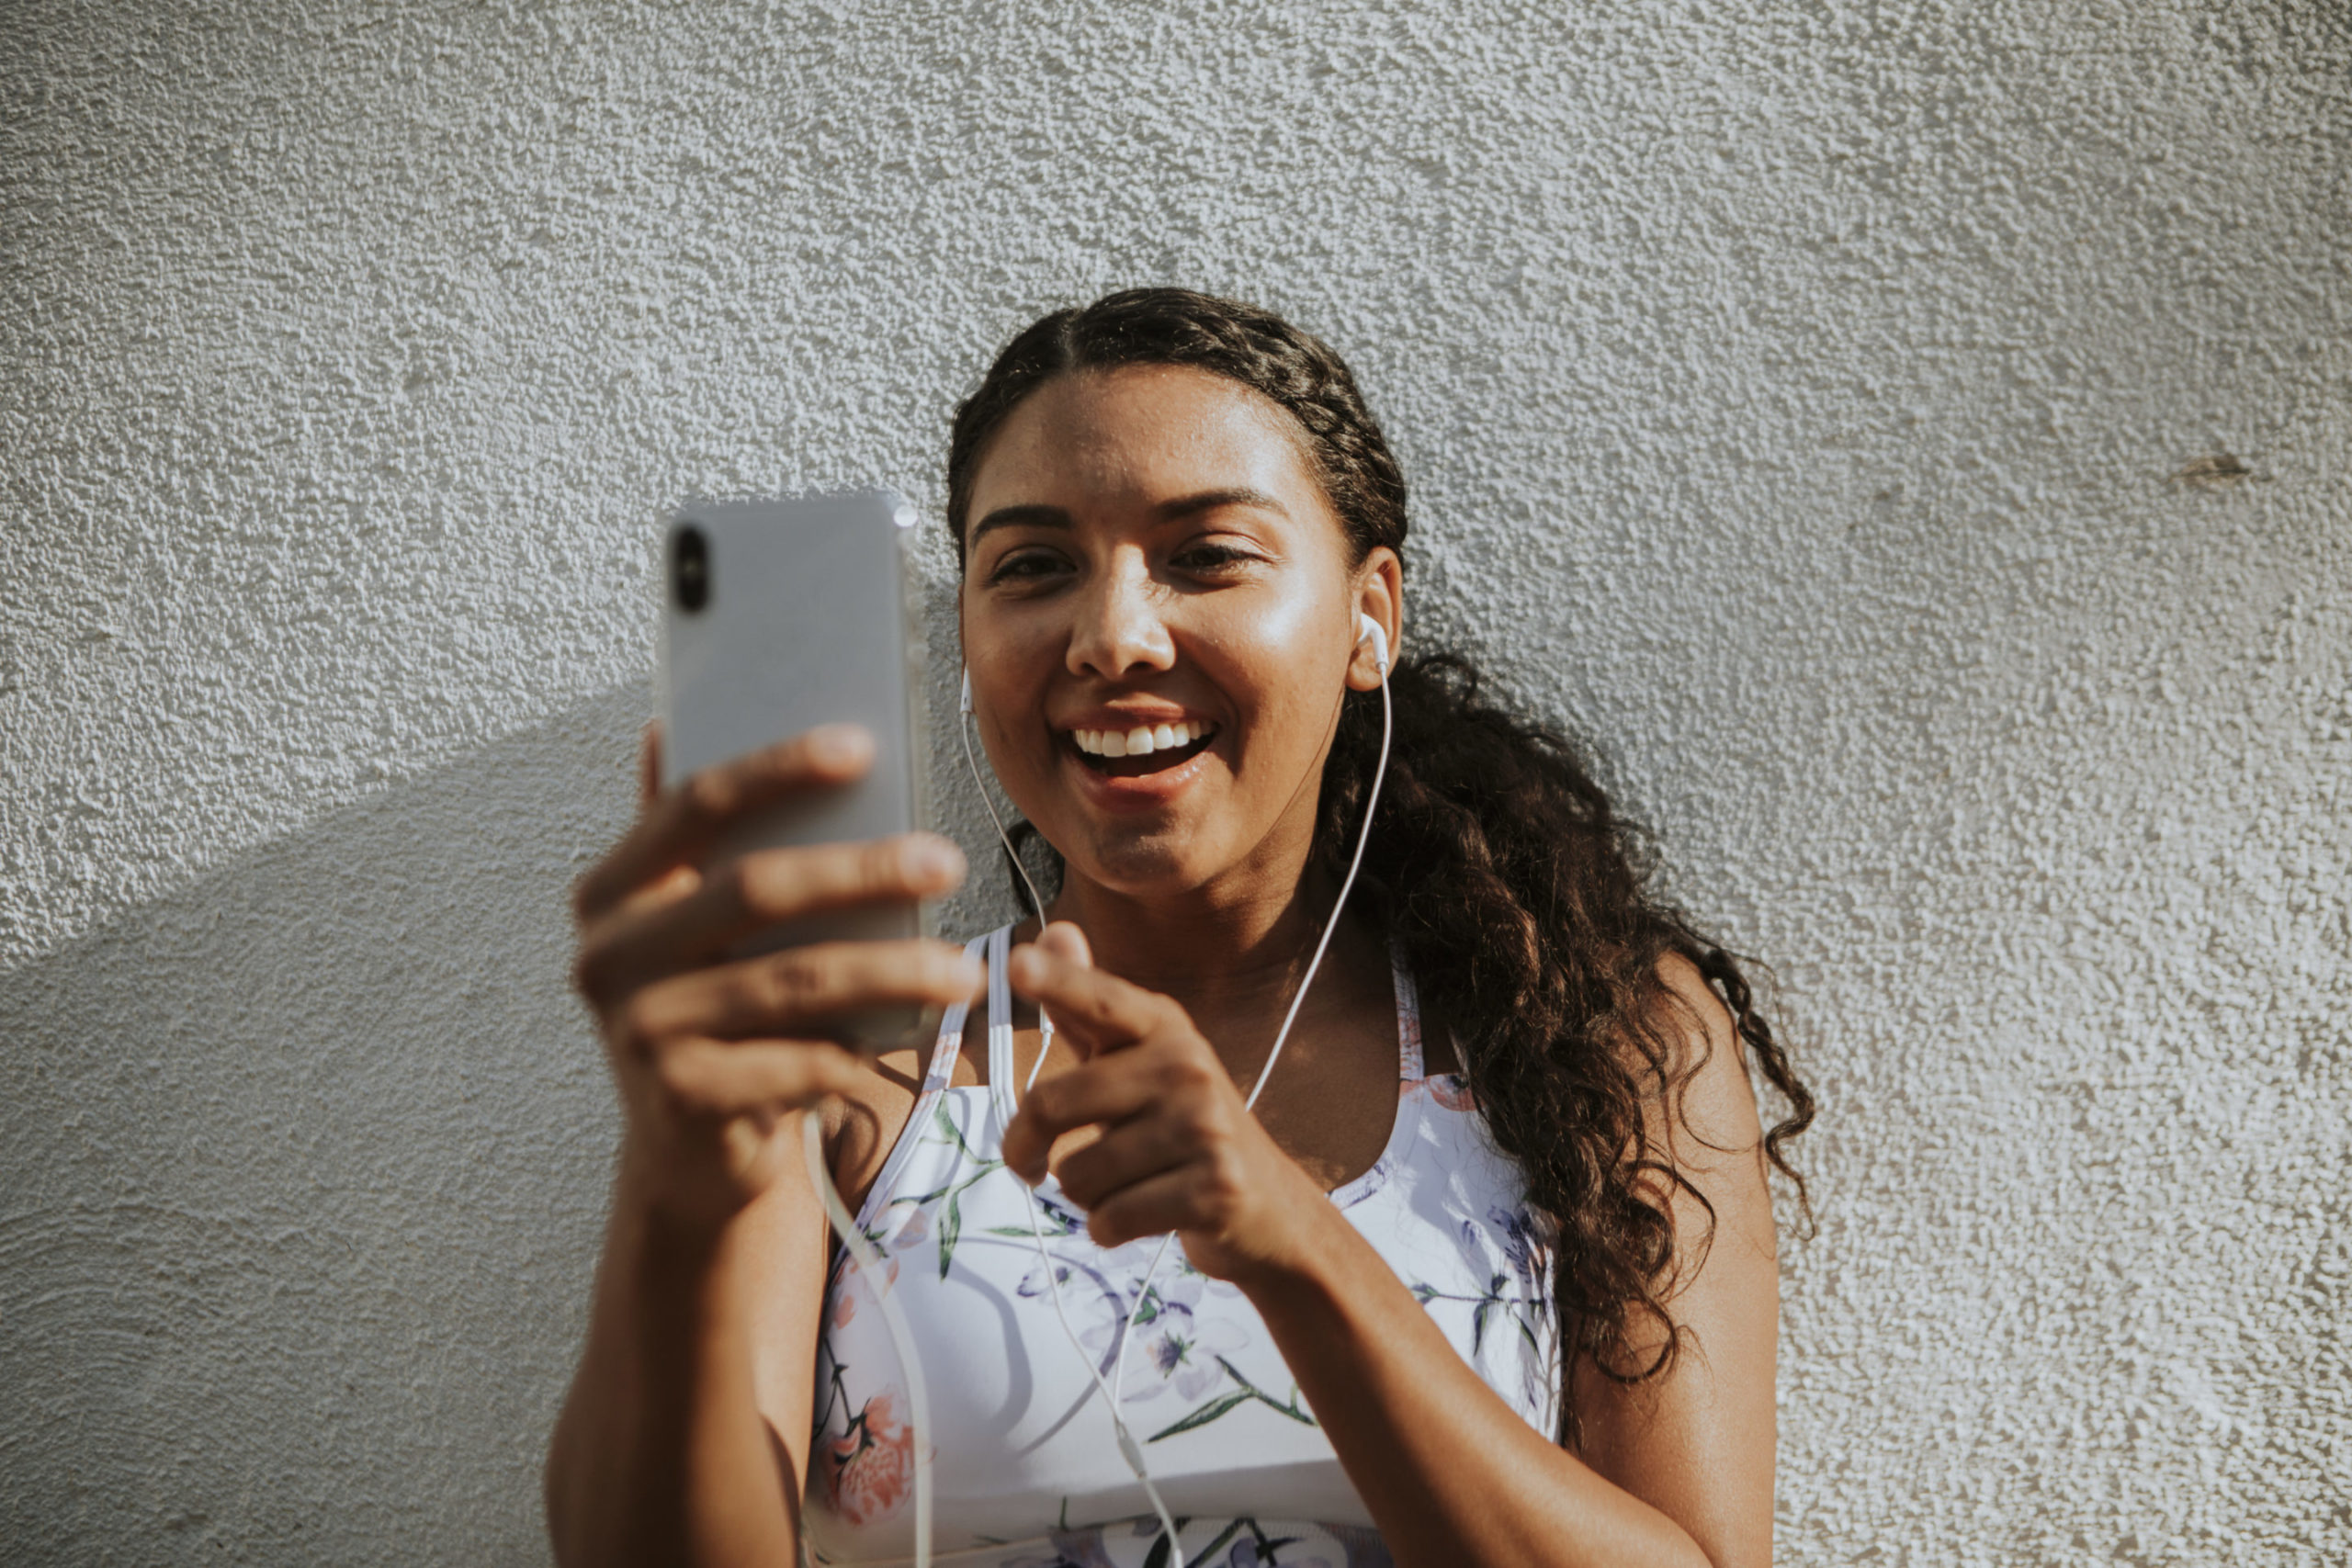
[1643,951,1767,1169]
[823,1022,969,1213]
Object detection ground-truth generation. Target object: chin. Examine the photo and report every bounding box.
[1059,823,1217,900]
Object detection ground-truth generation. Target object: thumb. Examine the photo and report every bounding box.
[1035,919,1092,967]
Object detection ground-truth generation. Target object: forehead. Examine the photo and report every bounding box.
[968,364,1329,519]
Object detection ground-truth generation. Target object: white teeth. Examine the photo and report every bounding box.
[1070,721,1213,758]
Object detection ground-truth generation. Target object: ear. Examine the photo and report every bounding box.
[1347,547,1404,693]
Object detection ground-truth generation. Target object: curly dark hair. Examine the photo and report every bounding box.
[944,288,1815,1439]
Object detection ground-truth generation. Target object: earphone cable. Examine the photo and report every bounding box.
[962,694,1049,922]
[802,1113,933,1568]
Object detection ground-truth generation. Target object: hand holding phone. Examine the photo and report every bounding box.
[562,493,982,1224]
[570,725,981,1224]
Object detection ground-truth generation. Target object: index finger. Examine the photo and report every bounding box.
[1004,935,1174,1062]
[573,724,875,921]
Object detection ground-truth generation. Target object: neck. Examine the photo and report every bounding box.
[1040,858,1383,1079]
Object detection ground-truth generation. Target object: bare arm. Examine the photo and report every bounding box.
[545,1144,828,1568]
[1005,935,1778,1568]
[1248,955,1777,1568]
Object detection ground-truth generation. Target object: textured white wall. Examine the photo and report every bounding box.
[4,2,2346,1562]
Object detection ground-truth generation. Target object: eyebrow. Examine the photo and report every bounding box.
[1158,487,1291,524]
[968,503,1072,544]
[968,488,1291,544]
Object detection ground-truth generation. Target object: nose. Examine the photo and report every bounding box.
[1066,547,1175,682]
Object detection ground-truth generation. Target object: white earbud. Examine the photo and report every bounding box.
[1357,611,1390,675]
[959,665,973,716]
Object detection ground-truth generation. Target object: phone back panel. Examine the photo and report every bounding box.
[658,492,931,993]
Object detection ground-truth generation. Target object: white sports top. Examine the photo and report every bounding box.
[805,925,1560,1568]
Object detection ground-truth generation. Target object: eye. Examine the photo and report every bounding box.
[1170,540,1263,574]
[987,547,1070,585]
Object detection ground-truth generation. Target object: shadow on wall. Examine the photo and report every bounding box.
[0,684,650,1567]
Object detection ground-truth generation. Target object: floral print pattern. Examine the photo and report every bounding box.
[993,1203,1319,1439]
[820,1382,917,1529]
[834,1515,1391,1568]
[1419,1074,1476,1113]
[807,927,1555,1568]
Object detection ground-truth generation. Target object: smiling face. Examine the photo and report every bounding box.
[957,364,1399,909]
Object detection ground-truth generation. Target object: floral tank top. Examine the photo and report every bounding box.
[806,926,1559,1568]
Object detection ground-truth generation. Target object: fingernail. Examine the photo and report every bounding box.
[905,836,966,884]
[809,725,872,767]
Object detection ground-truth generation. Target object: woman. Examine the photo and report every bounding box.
[548,289,1813,1568]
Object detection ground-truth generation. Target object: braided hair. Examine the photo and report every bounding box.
[944,288,1814,1438]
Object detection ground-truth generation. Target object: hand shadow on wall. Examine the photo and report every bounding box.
[0,684,651,1566]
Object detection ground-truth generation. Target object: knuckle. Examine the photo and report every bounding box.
[615,992,668,1053]
[1201,1161,1244,1219]
[650,1042,708,1107]
[682,768,737,826]
[713,854,763,918]
[1165,1055,1213,1095]
[859,837,910,894]
[1172,1099,1216,1145]
[761,946,827,1009]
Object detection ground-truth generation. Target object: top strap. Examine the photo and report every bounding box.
[986,924,1020,1122]
[922,931,991,1097]
[1391,940,1425,1082]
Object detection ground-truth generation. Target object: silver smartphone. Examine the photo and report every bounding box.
[658,491,935,1053]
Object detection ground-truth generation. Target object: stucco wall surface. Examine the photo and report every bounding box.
[4,2,2347,1563]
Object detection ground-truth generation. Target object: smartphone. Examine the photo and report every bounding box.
[658,491,935,1053]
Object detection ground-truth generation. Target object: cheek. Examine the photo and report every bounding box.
[1198,593,1350,749]
[962,590,1054,692]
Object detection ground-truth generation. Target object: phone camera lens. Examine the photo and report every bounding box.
[673,525,709,613]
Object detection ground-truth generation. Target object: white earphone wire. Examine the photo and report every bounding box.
[802,1114,933,1568]
[962,677,1050,923]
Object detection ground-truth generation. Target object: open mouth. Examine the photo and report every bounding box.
[1068,720,1218,779]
